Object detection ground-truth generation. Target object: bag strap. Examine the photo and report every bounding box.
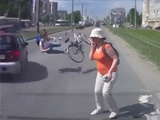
[102,43,120,65]
[102,43,111,59]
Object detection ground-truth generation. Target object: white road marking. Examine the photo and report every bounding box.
[138,95,152,104]
[139,95,160,120]
[157,108,160,114]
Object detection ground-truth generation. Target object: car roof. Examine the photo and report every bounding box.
[0,32,20,37]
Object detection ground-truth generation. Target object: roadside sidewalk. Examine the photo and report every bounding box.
[102,26,160,119]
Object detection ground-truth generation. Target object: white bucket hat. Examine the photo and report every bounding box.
[90,28,106,40]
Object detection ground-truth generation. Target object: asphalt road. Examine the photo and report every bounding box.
[0,26,160,120]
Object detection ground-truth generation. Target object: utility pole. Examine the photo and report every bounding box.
[36,0,40,33]
[130,13,131,24]
[91,12,95,22]
[32,0,36,24]
[50,2,53,25]
[18,1,21,18]
[86,8,87,20]
[135,0,137,28]
[71,0,74,27]
[82,2,84,21]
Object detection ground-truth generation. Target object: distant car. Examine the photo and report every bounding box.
[155,26,160,30]
[141,25,152,29]
[102,22,106,25]
[0,32,29,76]
[75,24,84,29]
[113,24,116,28]
[84,22,93,27]
[94,21,100,27]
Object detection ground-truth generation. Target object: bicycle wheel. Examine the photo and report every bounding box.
[67,45,84,63]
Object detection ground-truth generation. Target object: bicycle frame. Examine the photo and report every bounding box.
[65,30,90,45]
[64,30,87,63]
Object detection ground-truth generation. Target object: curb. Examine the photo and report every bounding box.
[25,28,72,41]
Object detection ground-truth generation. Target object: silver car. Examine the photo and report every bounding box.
[0,33,28,75]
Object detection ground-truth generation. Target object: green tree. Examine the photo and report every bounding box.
[127,8,141,25]
[0,0,31,19]
[19,0,31,19]
[0,0,9,16]
[40,14,50,24]
[73,11,81,23]
[66,13,71,21]
[66,11,81,23]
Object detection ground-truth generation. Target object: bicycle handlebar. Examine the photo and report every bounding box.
[65,37,70,43]
[64,30,91,45]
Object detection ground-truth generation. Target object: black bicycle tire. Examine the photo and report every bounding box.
[67,45,84,63]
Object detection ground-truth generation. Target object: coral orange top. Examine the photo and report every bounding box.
[93,44,117,75]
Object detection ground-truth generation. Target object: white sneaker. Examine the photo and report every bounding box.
[90,109,104,115]
[109,112,118,119]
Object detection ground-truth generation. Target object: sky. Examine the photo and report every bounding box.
[49,0,143,19]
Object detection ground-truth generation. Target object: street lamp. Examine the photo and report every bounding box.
[18,1,21,18]
[36,0,40,33]
[135,0,137,28]
[71,0,74,26]
[81,2,84,21]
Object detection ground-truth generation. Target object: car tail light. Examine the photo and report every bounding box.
[9,50,19,61]
[0,50,19,62]
[13,51,19,57]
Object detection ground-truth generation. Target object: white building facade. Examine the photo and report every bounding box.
[142,0,160,27]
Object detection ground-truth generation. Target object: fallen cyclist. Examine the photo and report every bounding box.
[39,29,61,53]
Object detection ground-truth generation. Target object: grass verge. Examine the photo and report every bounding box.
[106,26,160,68]
[19,26,72,40]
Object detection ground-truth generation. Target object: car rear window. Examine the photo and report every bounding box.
[0,35,17,50]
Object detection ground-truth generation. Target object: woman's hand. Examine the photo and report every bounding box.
[91,42,97,50]
[50,37,56,41]
[89,42,96,60]
[45,47,50,51]
[41,47,50,53]
[103,72,112,82]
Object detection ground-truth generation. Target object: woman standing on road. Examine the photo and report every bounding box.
[89,28,119,119]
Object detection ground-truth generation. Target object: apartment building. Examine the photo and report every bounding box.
[40,0,58,23]
[142,0,160,27]
[31,0,58,24]
[51,2,58,23]
[57,10,67,20]
[109,7,125,25]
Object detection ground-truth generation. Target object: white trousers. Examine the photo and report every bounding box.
[94,72,118,112]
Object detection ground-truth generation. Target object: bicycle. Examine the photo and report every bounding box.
[64,30,91,63]
[45,30,91,63]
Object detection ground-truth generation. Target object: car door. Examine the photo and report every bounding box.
[19,35,28,59]
[16,36,27,68]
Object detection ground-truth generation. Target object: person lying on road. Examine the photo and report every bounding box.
[39,29,61,53]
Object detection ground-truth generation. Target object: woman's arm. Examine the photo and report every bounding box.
[39,41,50,52]
[103,46,118,80]
[89,42,96,60]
